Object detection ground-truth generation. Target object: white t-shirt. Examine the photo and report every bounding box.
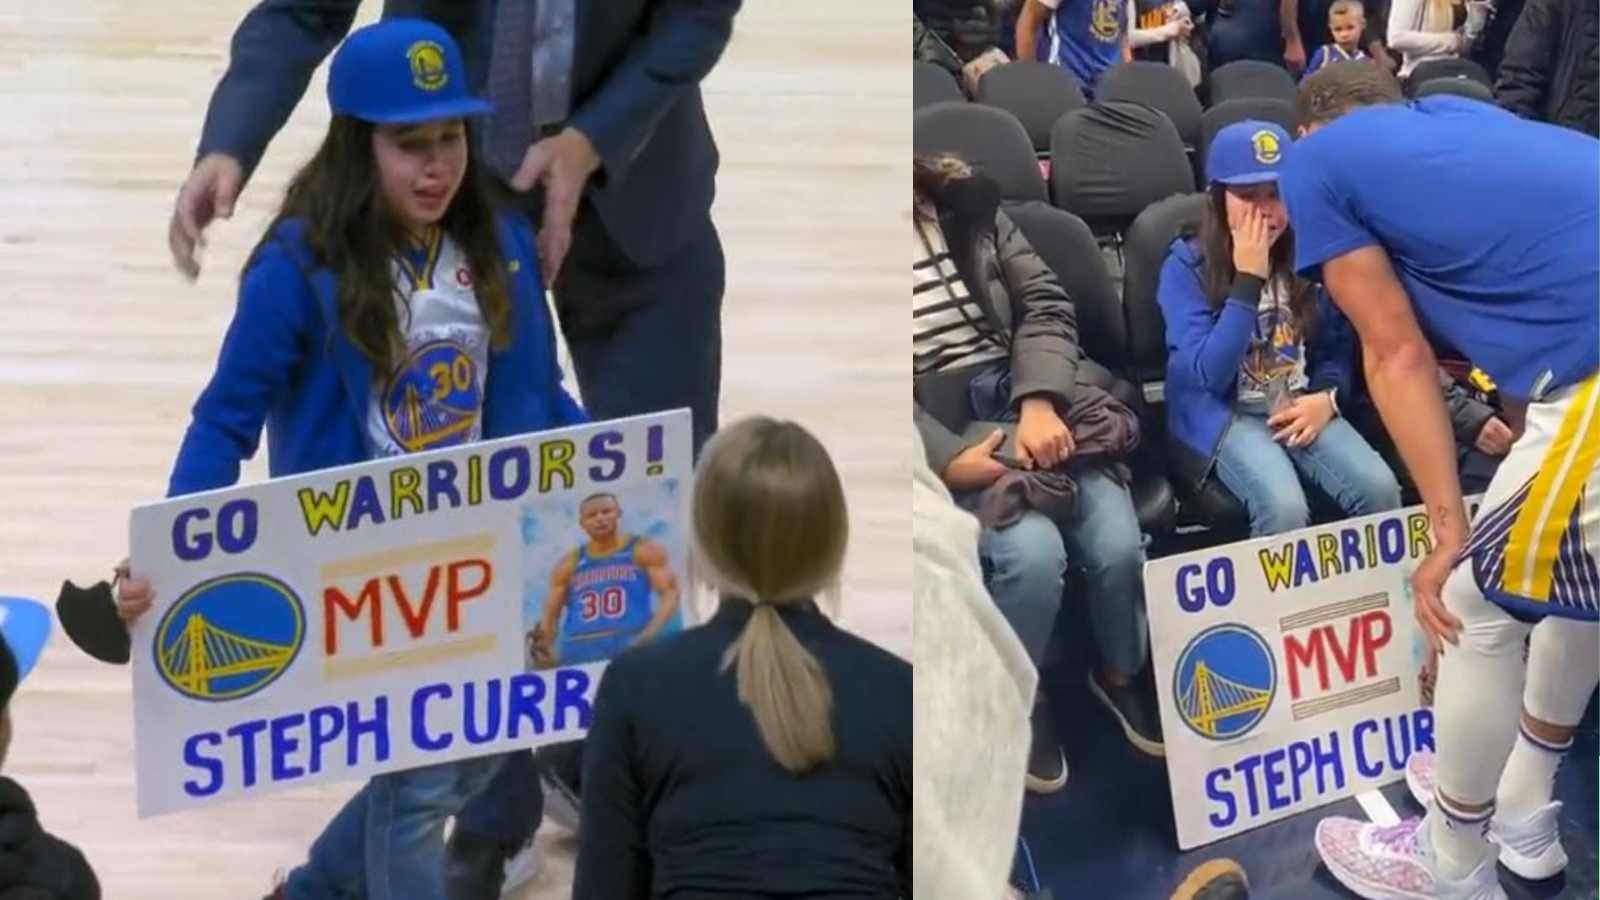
[365,229,492,457]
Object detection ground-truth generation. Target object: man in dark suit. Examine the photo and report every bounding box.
[165,3,741,897]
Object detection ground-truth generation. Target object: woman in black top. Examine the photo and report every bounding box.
[572,416,912,899]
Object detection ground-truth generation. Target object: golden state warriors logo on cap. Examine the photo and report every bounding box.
[155,573,305,703]
[407,40,448,92]
[1252,129,1282,165]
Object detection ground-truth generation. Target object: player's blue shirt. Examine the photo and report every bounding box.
[566,536,653,640]
[1038,0,1127,92]
[1281,97,1600,402]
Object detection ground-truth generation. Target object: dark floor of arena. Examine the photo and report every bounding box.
[1016,631,1600,900]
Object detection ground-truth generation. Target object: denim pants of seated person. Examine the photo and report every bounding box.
[285,753,506,900]
[1214,412,1402,538]
[969,467,1150,678]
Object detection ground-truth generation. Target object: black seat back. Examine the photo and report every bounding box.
[976,61,1087,153]
[914,61,965,109]
[1096,61,1204,150]
[916,102,1048,204]
[1207,60,1297,107]
[1005,201,1129,372]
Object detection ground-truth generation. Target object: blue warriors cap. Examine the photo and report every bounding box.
[328,19,494,125]
[1207,120,1292,186]
[0,598,52,708]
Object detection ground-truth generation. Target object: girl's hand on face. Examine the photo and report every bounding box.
[1231,205,1272,280]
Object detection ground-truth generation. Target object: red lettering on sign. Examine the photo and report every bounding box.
[322,557,494,657]
[1283,610,1392,700]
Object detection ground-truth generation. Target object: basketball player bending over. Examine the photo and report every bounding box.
[1282,65,1599,899]
[530,493,681,667]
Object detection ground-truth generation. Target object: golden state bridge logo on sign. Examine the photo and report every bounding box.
[154,573,305,702]
[1174,623,1277,741]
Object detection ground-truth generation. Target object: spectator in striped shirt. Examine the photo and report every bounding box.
[912,155,1165,796]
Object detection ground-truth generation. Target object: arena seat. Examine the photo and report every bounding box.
[916,102,1048,204]
[1207,59,1297,108]
[976,61,1087,154]
[914,60,965,109]
[1414,76,1495,103]
[1407,57,1492,94]
[1096,61,1204,152]
[1050,100,1194,294]
[1007,200,1178,539]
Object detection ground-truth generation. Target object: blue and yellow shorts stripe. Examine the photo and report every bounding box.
[1459,372,1600,622]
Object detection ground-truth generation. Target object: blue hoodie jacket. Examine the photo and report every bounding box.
[168,214,586,498]
[1157,236,1356,483]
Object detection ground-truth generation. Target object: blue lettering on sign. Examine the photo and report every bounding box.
[1203,713,1440,832]
[175,671,607,802]
[1176,558,1236,613]
[172,499,259,562]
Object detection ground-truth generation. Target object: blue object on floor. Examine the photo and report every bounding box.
[1023,630,1598,899]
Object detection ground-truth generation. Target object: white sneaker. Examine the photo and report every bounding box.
[1405,750,1568,880]
[500,838,541,897]
[1314,814,1506,900]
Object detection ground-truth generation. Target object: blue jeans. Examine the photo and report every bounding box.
[975,469,1150,677]
[1214,413,1402,538]
[285,754,507,900]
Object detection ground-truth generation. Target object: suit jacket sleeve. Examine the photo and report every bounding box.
[573,657,652,900]
[195,0,363,178]
[1494,0,1557,120]
[994,210,1078,411]
[569,0,743,189]
[168,241,311,498]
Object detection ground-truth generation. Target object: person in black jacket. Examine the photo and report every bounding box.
[1494,0,1599,137]
[0,602,99,900]
[571,416,910,899]
[911,156,1162,796]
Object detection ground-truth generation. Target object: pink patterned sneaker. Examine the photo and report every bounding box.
[1405,750,1437,809]
[1314,815,1507,900]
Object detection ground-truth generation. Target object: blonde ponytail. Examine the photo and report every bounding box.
[691,416,848,775]
[722,604,836,773]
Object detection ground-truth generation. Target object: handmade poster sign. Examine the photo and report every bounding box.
[128,411,691,817]
[1146,497,1481,848]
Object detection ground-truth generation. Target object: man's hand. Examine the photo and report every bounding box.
[1474,417,1515,456]
[1267,392,1336,447]
[943,429,1009,492]
[1284,37,1307,73]
[169,154,244,281]
[1016,397,1074,469]
[1411,545,1464,654]
[511,128,601,287]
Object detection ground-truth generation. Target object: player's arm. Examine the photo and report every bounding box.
[538,551,579,638]
[1322,247,1468,552]
[632,540,681,645]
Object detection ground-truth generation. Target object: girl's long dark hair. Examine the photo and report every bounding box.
[1194,184,1318,340]
[246,115,512,374]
